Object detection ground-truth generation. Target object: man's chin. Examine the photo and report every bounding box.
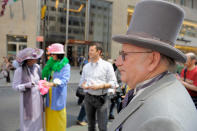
[120,77,127,83]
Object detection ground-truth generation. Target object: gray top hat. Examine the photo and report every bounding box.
[113,0,186,63]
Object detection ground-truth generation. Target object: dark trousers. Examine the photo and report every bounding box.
[6,71,10,83]
[109,97,121,116]
[77,104,86,122]
[191,96,197,109]
[84,93,108,131]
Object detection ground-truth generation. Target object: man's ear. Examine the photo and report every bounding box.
[192,59,196,65]
[147,52,161,72]
[98,50,102,56]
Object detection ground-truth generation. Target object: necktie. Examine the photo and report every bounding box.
[122,89,134,109]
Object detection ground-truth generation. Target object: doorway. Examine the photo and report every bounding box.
[67,45,87,67]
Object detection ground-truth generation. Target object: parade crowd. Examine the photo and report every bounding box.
[7,0,197,131]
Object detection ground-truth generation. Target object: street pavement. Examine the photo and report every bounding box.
[0,67,116,131]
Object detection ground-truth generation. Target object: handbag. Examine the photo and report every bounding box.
[76,87,85,98]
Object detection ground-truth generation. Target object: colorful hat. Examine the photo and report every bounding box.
[16,48,44,63]
[112,0,186,63]
[48,43,65,54]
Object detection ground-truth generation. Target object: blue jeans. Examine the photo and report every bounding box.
[84,93,108,131]
[77,104,86,122]
[109,97,122,116]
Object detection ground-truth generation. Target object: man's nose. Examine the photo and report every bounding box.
[115,56,123,67]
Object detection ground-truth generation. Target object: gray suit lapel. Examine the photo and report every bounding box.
[109,73,175,131]
[109,99,144,131]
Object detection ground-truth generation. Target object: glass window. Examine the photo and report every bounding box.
[59,17,66,24]
[180,0,185,5]
[73,29,79,34]
[58,8,64,13]
[49,26,56,31]
[49,16,56,21]
[7,44,16,55]
[60,27,66,33]
[19,45,27,51]
[7,35,27,56]
[51,7,56,11]
[59,0,64,3]
[73,20,79,26]
[174,0,180,4]
[186,0,194,8]
[88,0,112,58]
[180,20,197,38]
[43,0,112,60]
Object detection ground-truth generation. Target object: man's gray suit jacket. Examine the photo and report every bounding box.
[109,73,197,131]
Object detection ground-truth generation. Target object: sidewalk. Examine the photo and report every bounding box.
[67,121,114,131]
[0,67,81,88]
[67,125,88,131]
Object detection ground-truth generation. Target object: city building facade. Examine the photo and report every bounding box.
[0,0,196,65]
[0,0,41,62]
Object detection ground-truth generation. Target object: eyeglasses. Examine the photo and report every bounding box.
[119,50,152,61]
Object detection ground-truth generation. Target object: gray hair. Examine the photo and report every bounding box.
[186,52,196,61]
[160,54,176,72]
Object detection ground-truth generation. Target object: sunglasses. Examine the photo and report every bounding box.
[119,50,152,61]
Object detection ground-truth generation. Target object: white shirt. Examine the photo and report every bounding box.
[79,58,118,95]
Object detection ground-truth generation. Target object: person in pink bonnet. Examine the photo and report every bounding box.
[12,48,44,131]
[41,43,70,131]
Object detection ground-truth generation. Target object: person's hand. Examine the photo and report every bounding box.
[82,83,101,90]
[186,79,193,84]
[121,95,125,99]
[88,85,100,90]
[43,81,54,87]
[82,81,89,89]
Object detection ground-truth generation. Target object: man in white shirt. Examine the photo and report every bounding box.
[80,43,117,131]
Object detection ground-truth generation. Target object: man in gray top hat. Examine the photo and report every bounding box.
[109,0,197,131]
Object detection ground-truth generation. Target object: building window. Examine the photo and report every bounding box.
[180,20,197,38]
[89,0,112,58]
[43,0,112,60]
[73,20,79,26]
[58,7,64,13]
[49,16,56,21]
[7,35,27,56]
[187,0,194,8]
[49,26,56,31]
[60,27,66,33]
[180,0,185,5]
[51,6,56,11]
[59,17,66,24]
[59,0,64,3]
